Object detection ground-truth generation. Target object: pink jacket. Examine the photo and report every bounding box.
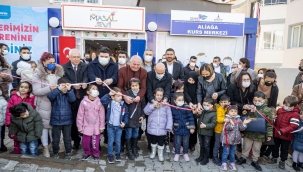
[6,91,36,126]
[77,96,105,136]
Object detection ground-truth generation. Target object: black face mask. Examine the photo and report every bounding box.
[264,82,273,86]
[85,58,92,62]
[299,66,303,71]
[203,75,211,80]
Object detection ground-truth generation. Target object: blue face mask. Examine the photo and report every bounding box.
[46,63,56,70]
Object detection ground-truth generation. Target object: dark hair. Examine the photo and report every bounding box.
[40,52,55,62]
[84,53,90,56]
[0,43,7,49]
[283,95,298,107]
[87,84,98,92]
[0,44,9,68]
[129,77,140,89]
[239,58,250,68]
[199,63,214,76]
[99,47,110,55]
[172,81,184,92]
[254,91,266,99]
[190,56,197,60]
[258,68,267,74]
[165,48,175,54]
[28,61,37,66]
[153,88,164,95]
[118,51,128,58]
[112,87,122,93]
[220,94,230,102]
[174,56,178,60]
[204,97,215,105]
[0,85,8,101]
[58,77,70,85]
[227,105,238,113]
[264,70,277,79]
[236,71,254,91]
[173,92,184,100]
[18,81,33,95]
[20,46,30,53]
[9,103,28,118]
[10,88,17,94]
[214,56,221,62]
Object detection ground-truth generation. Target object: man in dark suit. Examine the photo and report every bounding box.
[162,48,184,83]
[62,49,88,150]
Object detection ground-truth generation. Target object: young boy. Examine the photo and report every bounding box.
[270,95,300,169]
[47,77,76,160]
[9,102,43,156]
[194,97,217,165]
[212,95,230,166]
[101,87,129,164]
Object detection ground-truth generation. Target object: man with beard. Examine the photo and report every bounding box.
[293,59,303,88]
[162,48,184,83]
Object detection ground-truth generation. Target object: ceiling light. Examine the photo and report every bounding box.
[97,43,99,44]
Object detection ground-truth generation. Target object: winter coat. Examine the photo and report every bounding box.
[291,83,303,110]
[11,57,25,88]
[171,105,195,136]
[227,83,255,113]
[144,102,173,136]
[5,91,36,126]
[197,73,227,103]
[47,88,76,126]
[274,106,300,141]
[292,120,303,153]
[214,103,226,134]
[244,102,273,142]
[0,66,13,98]
[184,71,199,104]
[101,94,129,126]
[210,63,227,81]
[183,64,199,80]
[0,96,7,126]
[9,103,43,143]
[253,78,279,108]
[163,61,185,81]
[77,96,105,136]
[293,71,303,88]
[221,115,247,145]
[87,58,118,99]
[32,63,64,129]
[16,68,34,82]
[125,90,146,128]
[195,106,217,136]
[230,68,257,85]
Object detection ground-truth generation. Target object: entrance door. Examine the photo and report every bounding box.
[130,39,146,59]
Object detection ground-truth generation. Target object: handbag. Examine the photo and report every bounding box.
[241,116,267,133]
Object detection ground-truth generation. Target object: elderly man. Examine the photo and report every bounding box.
[62,48,88,150]
[162,48,184,83]
[143,49,155,72]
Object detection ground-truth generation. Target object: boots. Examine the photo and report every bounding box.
[293,162,301,171]
[43,146,50,157]
[157,145,165,162]
[200,149,209,165]
[298,162,303,169]
[132,138,139,158]
[126,139,135,160]
[150,144,157,159]
[195,145,203,162]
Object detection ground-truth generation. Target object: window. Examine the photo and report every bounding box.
[262,31,283,50]
[263,32,272,49]
[291,25,303,48]
[264,0,287,5]
[51,0,99,4]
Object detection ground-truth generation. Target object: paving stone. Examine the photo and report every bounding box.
[71,170,84,172]
[61,170,72,172]
[23,164,39,172]
[1,160,19,171]
[135,166,145,172]
[98,160,106,165]
[15,163,31,168]
[50,168,61,172]
[37,167,52,172]
[99,166,106,172]
[135,155,144,161]
[85,167,95,172]
[0,158,8,164]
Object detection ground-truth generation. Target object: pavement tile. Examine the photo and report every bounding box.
[1,160,19,171]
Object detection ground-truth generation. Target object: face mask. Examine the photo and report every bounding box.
[231,69,234,73]
[258,74,263,78]
[90,90,99,97]
[283,106,294,111]
[265,81,273,86]
[190,62,196,67]
[242,81,251,88]
[118,58,126,65]
[46,63,56,71]
[144,55,153,62]
[162,59,166,62]
[176,101,184,107]
[156,73,164,80]
[213,63,218,67]
[254,101,264,107]
[132,90,139,96]
[99,57,110,65]
[203,105,213,111]
[203,75,211,80]
[2,50,8,55]
[21,54,31,60]
[299,66,303,71]
[238,65,243,69]
[85,57,92,62]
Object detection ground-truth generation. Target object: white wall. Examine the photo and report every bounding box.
[259,5,287,20]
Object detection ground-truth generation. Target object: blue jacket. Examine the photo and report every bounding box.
[100,94,129,127]
[47,88,76,126]
[171,105,195,135]
[292,120,303,152]
[87,58,118,98]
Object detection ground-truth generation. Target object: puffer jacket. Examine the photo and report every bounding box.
[32,63,64,128]
[0,96,7,126]
[5,91,36,126]
[195,106,217,136]
[125,90,146,128]
[171,105,195,135]
[47,88,76,126]
[221,115,247,145]
[0,66,13,98]
[77,96,105,136]
[9,103,43,143]
[292,120,303,152]
[214,103,226,134]
[144,102,173,136]
[274,105,300,141]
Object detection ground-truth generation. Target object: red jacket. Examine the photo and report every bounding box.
[274,106,300,141]
[5,91,36,126]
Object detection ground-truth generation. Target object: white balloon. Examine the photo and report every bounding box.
[148,22,157,32]
[49,17,59,28]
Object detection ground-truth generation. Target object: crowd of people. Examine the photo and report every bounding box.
[0,43,302,171]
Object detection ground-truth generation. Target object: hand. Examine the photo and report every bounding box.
[50,84,58,90]
[224,118,230,123]
[230,120,235,126]
[200,122,206,128]
[233,68,239,74]
[267,137,271,141]
[100,129,104,133]
[133,96,140,103]
[120,122,125,128]
[162,99,168,106]
[139,117,144,123]
[66,83,71,90]
[190,129,195,134]
[73,84,81,90]
[189,103,194,109]
[153,100,160,108]
[243,118,251,125]
[0,72,7,78]
[212,93,218,100]
[278,131,282,135]
[250,106,257,112]
[103,78,113,86]
[272,114,277,120]
[196,108,203,114]
[172,78,175,85]
[95,78,103,85]
[10,135,14,138]
[197,103,203,111]
[124,96,134,104]
[243,105,250,110]
[81,83,87,89]
[59,83,66,90]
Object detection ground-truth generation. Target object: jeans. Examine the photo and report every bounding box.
[52,125,72,154]
[20,140,38,156]
[213,133,223,158]
[175,134,190,154]
[125,127,139,139]
[198,134,212,159]
[107,125,122,155]
[222,144,236,163]
[272,137,291,162]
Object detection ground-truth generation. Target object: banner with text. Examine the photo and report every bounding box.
[170,10,245,37]
[0,5,48,64]
[62,4,145,32]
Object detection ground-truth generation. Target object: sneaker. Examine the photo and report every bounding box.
[172,147,175,154]
[229,163,237,171]
[165,145,170,153]
[174,154,180,162]
[81,155,91,161]
[107,154,115,164]
[93,156,100,160]
[269,157,277,164]
[279,161,285,170]
[116,154,122,162]
[65,153,72,160]
[51,153,59,159]
[183,154,190,162]
[221,163,227,171]
[236,157,246,165]
[251,161,262,171]
[212,156,222,166]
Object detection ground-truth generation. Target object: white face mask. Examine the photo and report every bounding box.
[144,55,153,62]
[22,54,30,60]
[176,101,184,107]
[203,105,213,111]
[190,62,196,67]
[162,59,166,62]
[258,74,263,78]
[2,50,8,55]
[118,58,126,65]
[213,63,218,67]
[156,73,164,80]
[242,81,251,88]
[238,65,243,69]
[283,106,294,111]
[98,57,110,65]
[90,90,99,97]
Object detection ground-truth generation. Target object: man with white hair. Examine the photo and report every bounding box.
[62,48,88,150]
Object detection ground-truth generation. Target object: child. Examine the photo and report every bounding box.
[47,77,76,160]
[101,87,129,164]
[270,95,300,169]
[124,78,146,160]
[9,102,43,156]
[144,88,172,162]
[292,111,303,171]
[237,91,273,171]
[77,84,105,160]
[194,97,216,165]
[0,86,7,148]
[221,105,251,171]
[5,81,35,154]
[212,94,230,166]
[16,61,35,82]
[171,92,195,162]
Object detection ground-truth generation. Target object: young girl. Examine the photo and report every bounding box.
[221,105,251,171]
[77,84,105,160]
[5,81,35,154]
[291,111,303,171]
[124,78,146,160]
[0,86,7,148]
[144,88,173,162]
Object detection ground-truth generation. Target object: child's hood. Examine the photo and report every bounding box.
[13,91,34,98]
[83,95,101,105]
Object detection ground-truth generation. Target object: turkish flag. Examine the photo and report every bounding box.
[58,36,76,65]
